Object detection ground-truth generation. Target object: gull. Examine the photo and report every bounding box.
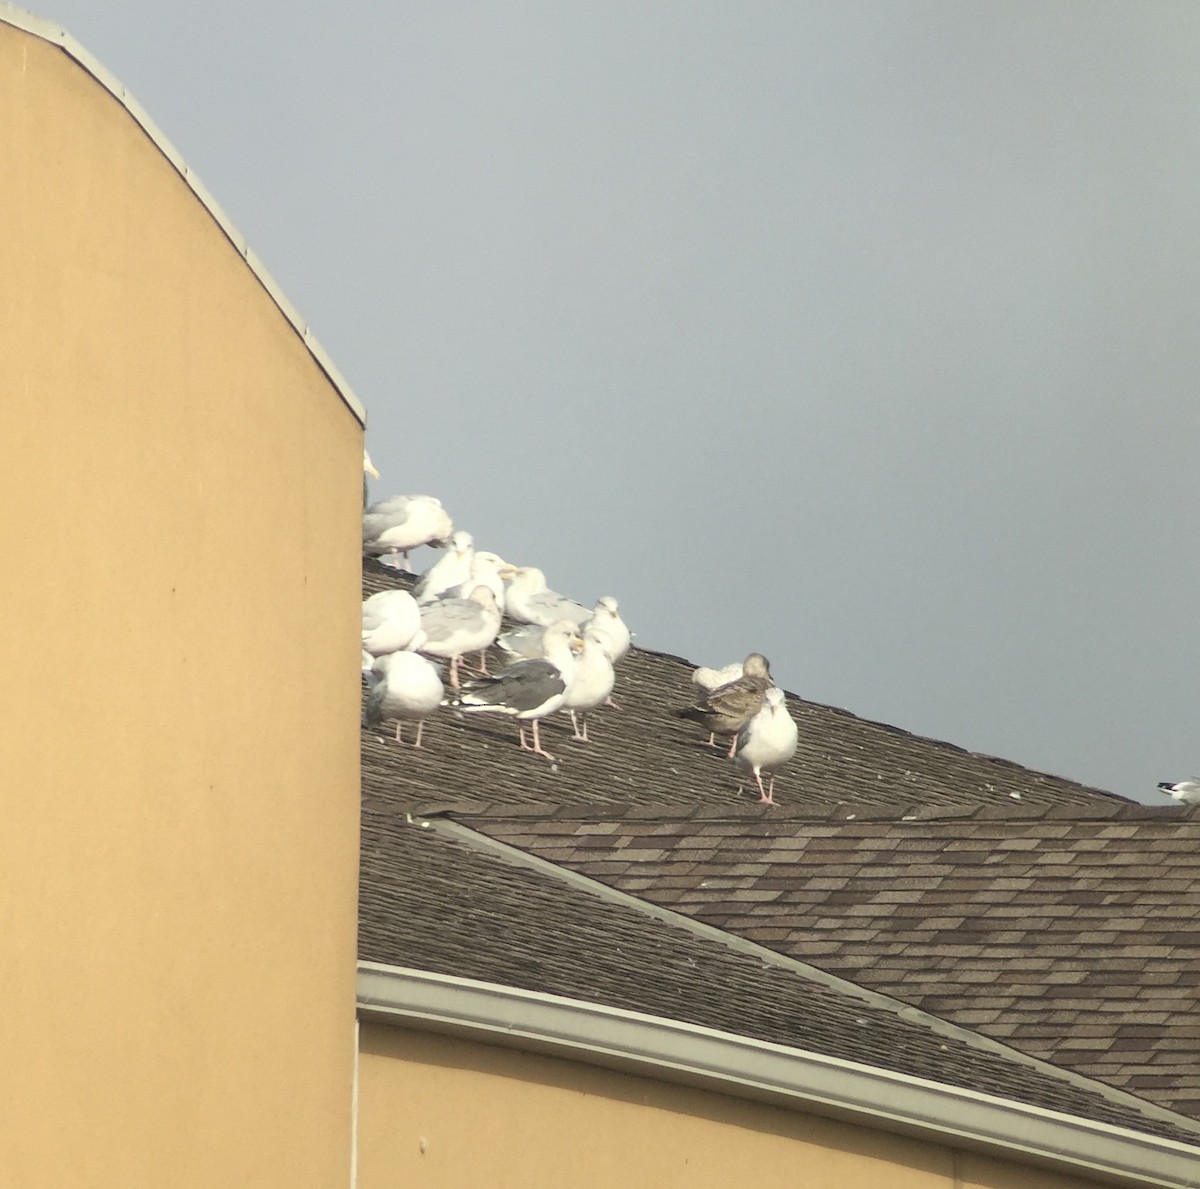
[413,531,475,603]
[562,625,616,743]
[363,495,453,570]
[417,586,502,688]
[363,450,380,507]
[691,661,746,746]
[502,566,591,627]
[1157,779,1200,805]
[363,651,444,747]
[679,653,773,756]
[441,551,509,617]
[734,688,798,806]
[362,589,423,661]
[456,620,582,761]
[582,596,630,664]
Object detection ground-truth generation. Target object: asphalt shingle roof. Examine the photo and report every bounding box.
[471,808,1200,1120]
[358,559,1200,1144]
[359,802,1200,1144]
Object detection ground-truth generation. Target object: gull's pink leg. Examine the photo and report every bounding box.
[527,719,556,762]
[448,656,462,689]
[726,735,738,758]
[394,721,404,743]
[569,709,588,743]
[476,649,490,675]
[758,772,775,806]
[413,719,425,749]
[518,725,532,751]
[603,695,620,709]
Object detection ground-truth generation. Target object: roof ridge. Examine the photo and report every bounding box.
[426,815,1200,1140]
[381,799,1192,826]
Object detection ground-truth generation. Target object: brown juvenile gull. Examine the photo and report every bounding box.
[734,687,798,806]
[679,652,773,756]
[1157,779,1200,805]
[456,620,582,761]
[690,660,746,746]
[416,586,502,688]
[363,494,453,570]
[363,651,444,748]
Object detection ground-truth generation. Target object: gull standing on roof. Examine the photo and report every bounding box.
[363,494,453,570]
[413,531,475,603]
[362,589,423,664]
[417,586,502,688]
[691,661,747,746]
[561,625,616,743]
[1157,779,1200,805]
[442,551,509,617]
[495,622,548,660]
[363,651,444,747]
[456,620,582,761]
[583,596,630,663]
[734,687,798,806]
[502,566,591,627]
[679,653,773,756]
[362,450,380,507]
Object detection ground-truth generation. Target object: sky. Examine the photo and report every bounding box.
[34,0,1200,802]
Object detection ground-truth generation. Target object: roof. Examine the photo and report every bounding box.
[0,3,366,426]
[358,559,1200,1156]
[473,807,1200,1120]
[359,804,1200,1146]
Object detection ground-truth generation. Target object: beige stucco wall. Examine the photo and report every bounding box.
[0,20,360,1188]
[358,1026,1112,1189]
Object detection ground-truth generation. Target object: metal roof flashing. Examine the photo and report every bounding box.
[358,962,1200,1189]
[0,2,367,427]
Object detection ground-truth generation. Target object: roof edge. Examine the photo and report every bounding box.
[0,2,367,427]
[358,962,1200,1189]
[430,817,1200,1137]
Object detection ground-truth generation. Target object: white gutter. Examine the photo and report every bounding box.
[358,962,1200,1189]
[0,2,367,428]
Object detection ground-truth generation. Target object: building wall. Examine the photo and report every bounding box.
[358,1026,1110,1189]
[0,21,360,1188]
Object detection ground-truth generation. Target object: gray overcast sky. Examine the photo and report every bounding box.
[39,1,1200,801]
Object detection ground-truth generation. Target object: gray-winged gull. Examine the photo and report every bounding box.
[502,566,591,627]
[679,652,773,756]
[416,586,501,688]
[442,551,509,616]
[363,495,454,570]
[456,620,582,761]
[1157,779,1200,805]
[413,531,475,603]
[562,625,616,743]
[734,687,798,805]
[496,622,549,661]
[362,589,423,661]
[363,651,444,747]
